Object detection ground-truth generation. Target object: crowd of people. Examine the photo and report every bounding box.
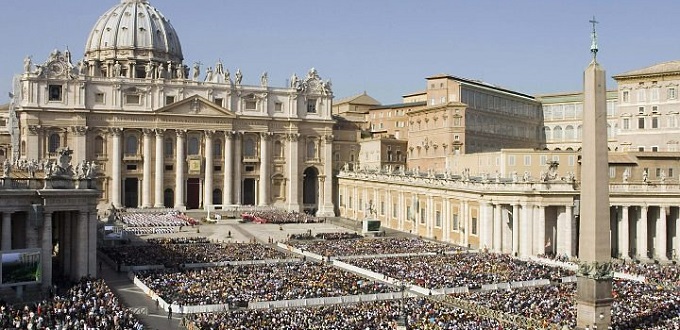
[0,277,142,330]
[348,253,574,289]
[615,261,680,288]
[450,279,680,329]
[180,297,520,330]
[136,261,398,307]
[100,240,292,267]
[288,231,363,241]
[119,211,198,227]
[291,237,464,257]
[241,210,322,224]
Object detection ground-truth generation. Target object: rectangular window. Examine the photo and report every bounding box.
[568,155,575,166]
[524,155,531,166]
[669,168,674,177]
[165,164,173,171]
[126,164,137,171]
[245,165,254,172]
[638,146,645,152]
[245,100,257,110]
[214,98,223,107]
[652,106,659,113]
[656,168,662,177]
[48,85,63,101]
[435,211,442,227]
[622,91,630,102]
[471,217,478,235]
[95,93,105,104]
[307,99,317,113]
[349,196,353,209]
[669,87,677,100]
[274,102,283,112]
[508,155,516,166]
[652,117,659,129]
[637,89,646,102]
[406,205,411,221]
[650,88,660,101]
[126,94,141,104]
[638,118,645,129]
[540,155,547,166]
[452,214,459,231]
[638,106,645,114]
[622,118,630,130]
[166,96,175,105]
[393,203,397,218]
[609,166,616,178]
[214,165,222,172]
[380,201,385,215]
[652,146,659,152]
[420,208,426,224]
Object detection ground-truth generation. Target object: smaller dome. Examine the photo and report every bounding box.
[85,0,183,63]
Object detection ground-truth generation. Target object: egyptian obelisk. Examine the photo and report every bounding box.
[576,17,613,329]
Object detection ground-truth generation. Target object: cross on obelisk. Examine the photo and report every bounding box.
[575,16,613,330]
[589,16,599,59]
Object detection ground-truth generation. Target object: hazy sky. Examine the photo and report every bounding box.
[1,1,679,104]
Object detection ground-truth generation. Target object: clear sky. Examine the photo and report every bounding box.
[1,0,680,105]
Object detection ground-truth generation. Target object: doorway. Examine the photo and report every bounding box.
[243,178,256,205]
[124,178,139,208]
[186,178,200,209]
[303,167,319,214]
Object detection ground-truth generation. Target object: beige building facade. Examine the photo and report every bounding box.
[10,0,335,216]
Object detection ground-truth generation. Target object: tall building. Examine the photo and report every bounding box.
[9,0,336,216]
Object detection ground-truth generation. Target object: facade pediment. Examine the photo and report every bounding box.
[154,95,236,118]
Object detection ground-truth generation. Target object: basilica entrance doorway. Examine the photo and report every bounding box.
[303,167,319,214]
[243,178,256,205]
[186,178,200,209]
[124,178,139,208]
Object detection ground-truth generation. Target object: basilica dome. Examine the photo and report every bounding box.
[85,0,183,64]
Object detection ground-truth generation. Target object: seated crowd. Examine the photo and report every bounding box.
[0,277,142,330]
[348,253,574,289]
[450,279,680,329]
[136,261,398,306]
[119,211,198,227]
[100,241,291,267]
[288,231,363,241]
[241,210,322,224]
[181,297,520,330]
[292,237,464,257]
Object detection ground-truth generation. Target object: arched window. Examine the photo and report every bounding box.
[213,139,222,157]
[125,135,138,155]
[94,136,105,156]
[576,125,583,140]
[273,140,283,159]
[188,136,200,155]
[553,126,563,140]
[164,138,174,157]
[565,125,574,140]
[243,137,256,157]
[48,133,60,153]
[306,139,317,159]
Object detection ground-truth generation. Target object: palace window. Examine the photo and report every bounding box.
[125,135,138,155]
[274,102,283,112]
[638,118,645,129]
[95,93,105,104]
[306,139,317,159]
[166,96,175,105]
[307,99,317,113]
[274,140,284,159]
[637,89,646,102]
[188,137,200,155]
[669,87,677,100]
[48,133,60,153]
[243,137,256,157]
[622,118,630,130]
[471,217,478,235]
[94,136,105,156]
[245,100,256,110]
[48,85,63,101]
[452,213,459,231]
[214,98,223,107]
[164,138,173,157]
[420,208,426,224]
[652,117,659,129]
[125,94,141,105]
[435,211,441,227]
[213,140,222,157]
[622,91,630,103]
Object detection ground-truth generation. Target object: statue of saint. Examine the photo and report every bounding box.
[145,62,154,79]
[290,73,299,89]
[112,61,122,77]
[78,60,88,76]
[205,67,213,82]
[260,72,268,87]
[157,63,166,79]
[192,63,201,81]
[24,56,32,73]
[235,69,243,85]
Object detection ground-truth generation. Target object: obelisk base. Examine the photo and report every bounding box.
[576,276,613,329]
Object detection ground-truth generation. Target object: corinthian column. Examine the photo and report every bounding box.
[317,134,335,216]
[141,129,153,208]
[41,212,53,290]
[174,130,186,209]
[258,132,271,206]
[286,132,300,212]
[204,130,214,210]
[110,128,123,208]
[1,212,12,250]
[233,132,242,205]
[223,132,233,205]
[154,129,165,208]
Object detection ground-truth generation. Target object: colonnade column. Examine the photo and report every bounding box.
[141,129,153,208]
[233,132,242,205]
[1,212,11,250]
[286,133,300,211]
[223,132,233,205]
[204,131,214,210]
[88,212,97,276]
[318,134,335,216]
[637,206,649,260]
[174,130,186,209]
[41,212,53,290]
[519,203,533,257]
[493,204,502,253]
[77,211,88,278]
[443,199,451,242]
[565,205,574,257]
[480,201,492,250]
[675,209,680,260]
[427,195,434,239]
[110,128,122,208]
[534,206,546,255]
[398,192,405,231]
[512,203,520,256]
[618,206,629,259]
[258,132,270,206]
[154,129,165,208]
[656,206,668,260]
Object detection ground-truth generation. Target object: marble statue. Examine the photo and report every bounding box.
[205,67,213,82]
[235,69,243,85]
[290,73,299,89]
[112,61,122,77]
[2,159,10,177]
[78,60,88,76]
[157,63,166,80]
[192,63,201,81]
[145,62,154,79]
[24,56,32,73]
[260,72,268,87]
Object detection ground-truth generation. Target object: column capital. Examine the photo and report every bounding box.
[155,128,166,136]
[27,125,42,136]
[286,132,300,142]
[142,128,154,136]
[323,134,334,143]
[175,129,187,138]
[108,127,123,136]
[260,132,272,140]
[69,126,88,136]
[204,130,216,138]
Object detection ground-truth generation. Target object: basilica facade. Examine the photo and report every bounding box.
[9,0,335,216]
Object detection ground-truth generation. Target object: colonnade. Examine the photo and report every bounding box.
[614,205,680,261]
